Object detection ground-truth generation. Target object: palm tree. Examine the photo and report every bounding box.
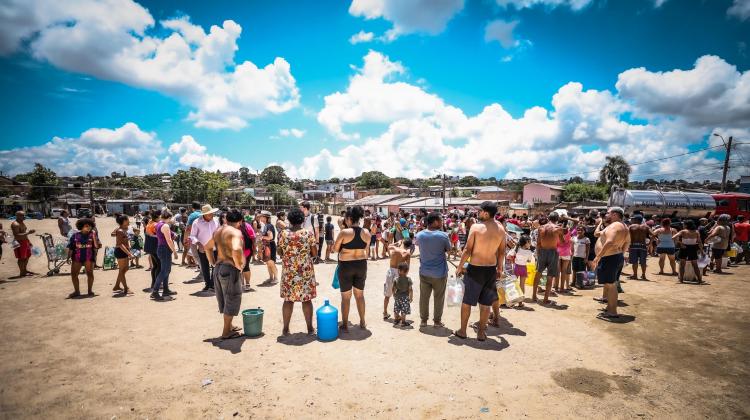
[599,155,631,191]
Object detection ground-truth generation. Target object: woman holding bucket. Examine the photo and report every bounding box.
[278,208,318,336]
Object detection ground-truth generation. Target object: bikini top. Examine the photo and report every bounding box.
[341,226,367,250]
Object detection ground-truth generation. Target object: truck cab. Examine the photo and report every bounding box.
[712,193,750,220]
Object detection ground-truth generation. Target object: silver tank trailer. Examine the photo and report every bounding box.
[608,189,715,218]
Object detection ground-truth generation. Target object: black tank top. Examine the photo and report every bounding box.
[341,226,367,250]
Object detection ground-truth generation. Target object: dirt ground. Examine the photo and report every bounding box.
[0,217,748,419]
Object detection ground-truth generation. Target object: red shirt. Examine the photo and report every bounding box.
[734,222,750,242]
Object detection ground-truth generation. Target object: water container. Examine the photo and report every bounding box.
[31,246,42,257]
[316,300,338,341]
[242,307,264,337]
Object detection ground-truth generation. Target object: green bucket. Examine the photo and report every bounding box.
[242,308,264,337]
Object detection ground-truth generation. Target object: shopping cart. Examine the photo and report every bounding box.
[37,233,70,276]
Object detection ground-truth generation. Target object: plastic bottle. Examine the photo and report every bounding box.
[316,299,339,341]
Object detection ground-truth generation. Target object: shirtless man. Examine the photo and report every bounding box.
[206,209,245,340]
[11,211,36,277]
[628,215,654,280]
[533,213,564,304]
[593,207,630,319]
[454,201,506,341]
[383,238,412,320]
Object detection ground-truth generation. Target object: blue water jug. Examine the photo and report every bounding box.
[316,299,339,342]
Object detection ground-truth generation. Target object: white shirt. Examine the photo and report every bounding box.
[189,217,219,247]
[302,213,316,234]
[573,236,590,258]
[510,248,534,265]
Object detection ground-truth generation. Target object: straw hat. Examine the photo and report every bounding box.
[201,204,219,215]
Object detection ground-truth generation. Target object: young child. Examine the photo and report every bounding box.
[130,227,143,268]
[509,235,533,305]
[392,262,413,327]
[572,226,590,287]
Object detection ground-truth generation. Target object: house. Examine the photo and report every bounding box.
[302,190,333,201]
[476,186,522,202]
[349,194,403,215]
[508,203,530,216]
[377,197,425,215]
[0,176,29,195]
[523,183,564,206]
[740,176,750,194]
[399,197,508,213]
[106,199,166,216]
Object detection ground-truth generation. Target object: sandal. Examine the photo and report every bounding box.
[221,331,242,340]
[67,291,81,299]
[596,312,621,321]
[453,330,467,339]
[383,313,391,320]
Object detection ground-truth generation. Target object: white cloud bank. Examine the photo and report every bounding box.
[349,0,465,41]
[0,123,242,176]
[0,0,299,130]
[286,52,748,181]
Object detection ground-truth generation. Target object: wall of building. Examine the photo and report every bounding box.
[523,184,561,204]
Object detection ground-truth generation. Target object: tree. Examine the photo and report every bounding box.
[170,167,229,204]
[458,176,481,187]
[266,184,297,206]
[328,177,340,184]
[23,163,59,206]
[239,167,253,185]
[290,180,304,192]
[562,183,609,202]
[599,155,631,191]
[568,176,584,184]
[260,165,289,186]
[357,171,391,190]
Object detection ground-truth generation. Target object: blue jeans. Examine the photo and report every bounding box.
[154,246,172,293]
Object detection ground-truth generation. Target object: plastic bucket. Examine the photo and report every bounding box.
[242,308,264,337]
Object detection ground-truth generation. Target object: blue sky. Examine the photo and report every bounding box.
[0,0,748,180]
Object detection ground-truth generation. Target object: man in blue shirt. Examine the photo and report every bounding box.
[183,201,202,267]
[415,212,451,327]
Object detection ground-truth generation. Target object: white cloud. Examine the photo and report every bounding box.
[728,0,750,20]
[0,0,299,130]
[290,52,743,181]
[616,55,750,128]
[495,0,593,11]
[0,123,241,175]
[349,0,464,41]
[349,30,375,44]
[167,136,241,172]
[279,128,306,138]
[317,50,444,139]
[653,0,669,7]
[484,19,521,49]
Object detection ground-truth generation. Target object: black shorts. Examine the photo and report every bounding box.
[712,248,725,259]
[338,259,367,292]
[680,245,699,261]
[596,253,624,285]
[572,256,587,272]
[114,248,129,259]
[462,264,498,307]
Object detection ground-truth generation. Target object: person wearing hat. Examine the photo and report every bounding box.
[189,204,220,291]
[593,207,630,320]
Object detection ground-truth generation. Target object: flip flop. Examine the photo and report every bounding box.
[453,330,467,339]
[596,312,621,321]
[383,313,391,320]
[221,331,242,340]
[477,333,487,342]
[231,326,242,332]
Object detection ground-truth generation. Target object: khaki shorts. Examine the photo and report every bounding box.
[214,262,242,316]
[384,268,398,297]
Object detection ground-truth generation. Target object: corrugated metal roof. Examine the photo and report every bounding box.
[350,194,403,205]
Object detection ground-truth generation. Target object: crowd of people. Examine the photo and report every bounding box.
[2,200,748,341]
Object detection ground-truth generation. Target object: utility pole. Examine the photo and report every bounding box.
[442,174,446,213]
[88,174,94,215]
[720,135,734,193]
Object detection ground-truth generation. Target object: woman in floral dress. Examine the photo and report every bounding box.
[278,208,318,336]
